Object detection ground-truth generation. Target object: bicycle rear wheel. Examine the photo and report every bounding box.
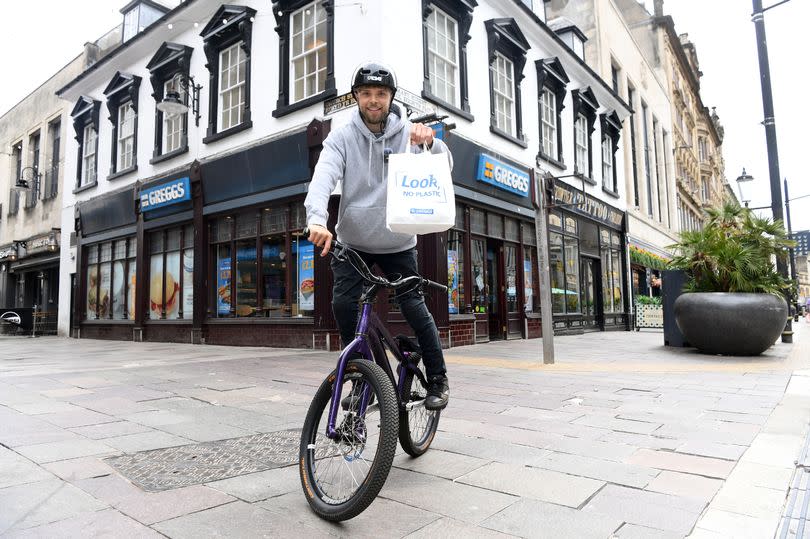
[299,359,398,521]
[398,367,441,457]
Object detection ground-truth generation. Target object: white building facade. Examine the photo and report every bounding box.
[57,0,630,346]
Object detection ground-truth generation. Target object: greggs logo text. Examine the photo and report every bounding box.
[141,177,191,212]
[475,154,530,197]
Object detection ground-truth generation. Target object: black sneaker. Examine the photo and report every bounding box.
[424,375,449,411]
[341,382,373,411]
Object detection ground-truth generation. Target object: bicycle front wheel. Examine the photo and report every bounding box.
[299,359,399,521]
[398,368,441,457]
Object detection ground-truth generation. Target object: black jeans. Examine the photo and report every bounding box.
[331,247,446,378]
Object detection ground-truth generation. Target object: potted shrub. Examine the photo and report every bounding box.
[668,202,794,355]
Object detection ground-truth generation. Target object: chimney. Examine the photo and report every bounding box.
[653,0,664,17]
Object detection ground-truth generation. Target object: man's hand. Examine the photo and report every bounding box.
[410,123,434,148]
[307,224,333,257]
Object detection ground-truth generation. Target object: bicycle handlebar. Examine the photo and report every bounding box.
[302,227,448,293]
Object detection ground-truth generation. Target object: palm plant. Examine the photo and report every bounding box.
[669,201,795,295]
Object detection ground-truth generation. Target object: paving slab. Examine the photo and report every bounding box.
[41,456,118,482]
[392,448,489,480]
[530,450,660,488]
[481,498,623,539]
[67,421,154,440]
[0,447,53,488]
[612,523,684,539]
[403,517,516,538]
[379,467,518,524]
[626,448,735,479]
[73,472,235,525]
[456,461,604,508]
[0,479,108,533]
[4,508,163,539]
[205,464,300,502]
[582,484,704,534]
[13,438,118,464]
[645,470,723,502]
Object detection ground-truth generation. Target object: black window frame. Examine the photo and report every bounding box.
[600,111,621,198]
[23,131,41,209]
[627,82,640,207]
[271,0,337,119]
[571,86,599,183]
[421,0,477,122]
[201,4,256,143]
[70,96,101,193]
[536,57,568,168]
[485,18,529,148]
[147,42,193,164]
[44,118,61,201]
[103,72,141,181]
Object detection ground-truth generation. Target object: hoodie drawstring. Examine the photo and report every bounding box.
[367,135,373,186]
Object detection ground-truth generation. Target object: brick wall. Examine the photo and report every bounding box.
[449,318,475,347]
[204,323,313,348]
[527,316,542,339]
[78,324,133,341]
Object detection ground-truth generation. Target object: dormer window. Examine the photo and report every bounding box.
[549,18,587,61]
[121,0,169,42]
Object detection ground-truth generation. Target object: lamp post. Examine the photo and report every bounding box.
[751,0,792,342]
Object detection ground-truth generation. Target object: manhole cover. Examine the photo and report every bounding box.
[106,429,307,491]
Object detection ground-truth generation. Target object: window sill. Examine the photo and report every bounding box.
[575,172,596,186]
[421,91,475,122]
[203,121,253,144]
[206,317,314,325]
[490,125,528,148]
[73,180,98,194]
[81,319,135,325]
[150,145,189,165]
[602,185,620,198]
[525,312,542,319]
[536,151,566,171]
[449,313,476,322]
[108,165,138,182]
[144,319,192,324]
[272,88,338,118]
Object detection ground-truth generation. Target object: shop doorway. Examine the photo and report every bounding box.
[471,238,489,342]
[580,257,603,331]
[504,243,522,339]
[486,241,503,340]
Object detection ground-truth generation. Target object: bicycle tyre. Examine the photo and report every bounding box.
[299,359,399,521]
[398,367,441,457]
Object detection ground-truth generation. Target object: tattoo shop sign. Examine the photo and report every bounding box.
[553,181,625,229]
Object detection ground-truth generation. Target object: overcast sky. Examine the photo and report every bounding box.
[2,0,808,230]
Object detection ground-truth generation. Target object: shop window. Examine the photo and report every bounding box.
[470,207,485,235]
[536,57,568,165]
[523,247,539,312]
[103,72,141,178]
[86,237,136,320]
[454,203,465,230]
[471,238,486,313]
[550,222,581,314]
[549,232,565,313]
[488,213,503,239]
[272,0,336,118]
[485,18,529,147]
[71,96,101,190]
[548,211,562,229]
[421,0,475,119]
[505,217,519,242]
[571,87,598,181]
[600,227,624,314]
[564,236,580,313]
[148,225,193,320]
[209,204,314,319]
[448,229,465,314]
[201,4,255,142]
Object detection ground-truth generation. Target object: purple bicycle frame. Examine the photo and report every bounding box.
[325,301,416,439]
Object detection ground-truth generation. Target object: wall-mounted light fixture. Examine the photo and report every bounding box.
[11,167,41,193]
[156,73,202,126]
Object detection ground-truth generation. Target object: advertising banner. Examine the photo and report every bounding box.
[524,259,534,311]
[217,255,231,316]
[448,250,459,314]
[297,242,315,312]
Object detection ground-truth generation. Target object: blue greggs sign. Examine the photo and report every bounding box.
[140,177,191,212]
[475,154,530,197]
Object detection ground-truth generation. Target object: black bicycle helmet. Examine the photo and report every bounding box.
[350,62,397,98]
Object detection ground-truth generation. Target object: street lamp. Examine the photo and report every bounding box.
[735,168,754,207]
[751,0,792,342]
[156,73,202,127]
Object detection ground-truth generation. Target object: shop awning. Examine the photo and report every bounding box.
[10,254,60,273]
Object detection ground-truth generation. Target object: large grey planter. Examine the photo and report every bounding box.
[674,292,787,356]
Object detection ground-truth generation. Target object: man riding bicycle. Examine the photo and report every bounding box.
[305,61,451,411]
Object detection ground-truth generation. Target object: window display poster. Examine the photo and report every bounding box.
[113,261,125,319]
[164,251,181,320]
[127,262,137,319]
[524,259,533,311]
[448,250,459,314]
[98,264,111,319]
[297,241,315,312]
[217,255,231,315]
[182,250,193,317]
[86,266,98,319]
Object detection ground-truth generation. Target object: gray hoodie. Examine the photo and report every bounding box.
[304,108,453,254]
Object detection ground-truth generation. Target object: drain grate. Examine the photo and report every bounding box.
[106,429,305,491]
[777,426,810,538]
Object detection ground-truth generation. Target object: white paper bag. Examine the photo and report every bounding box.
[386,147,455,235]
